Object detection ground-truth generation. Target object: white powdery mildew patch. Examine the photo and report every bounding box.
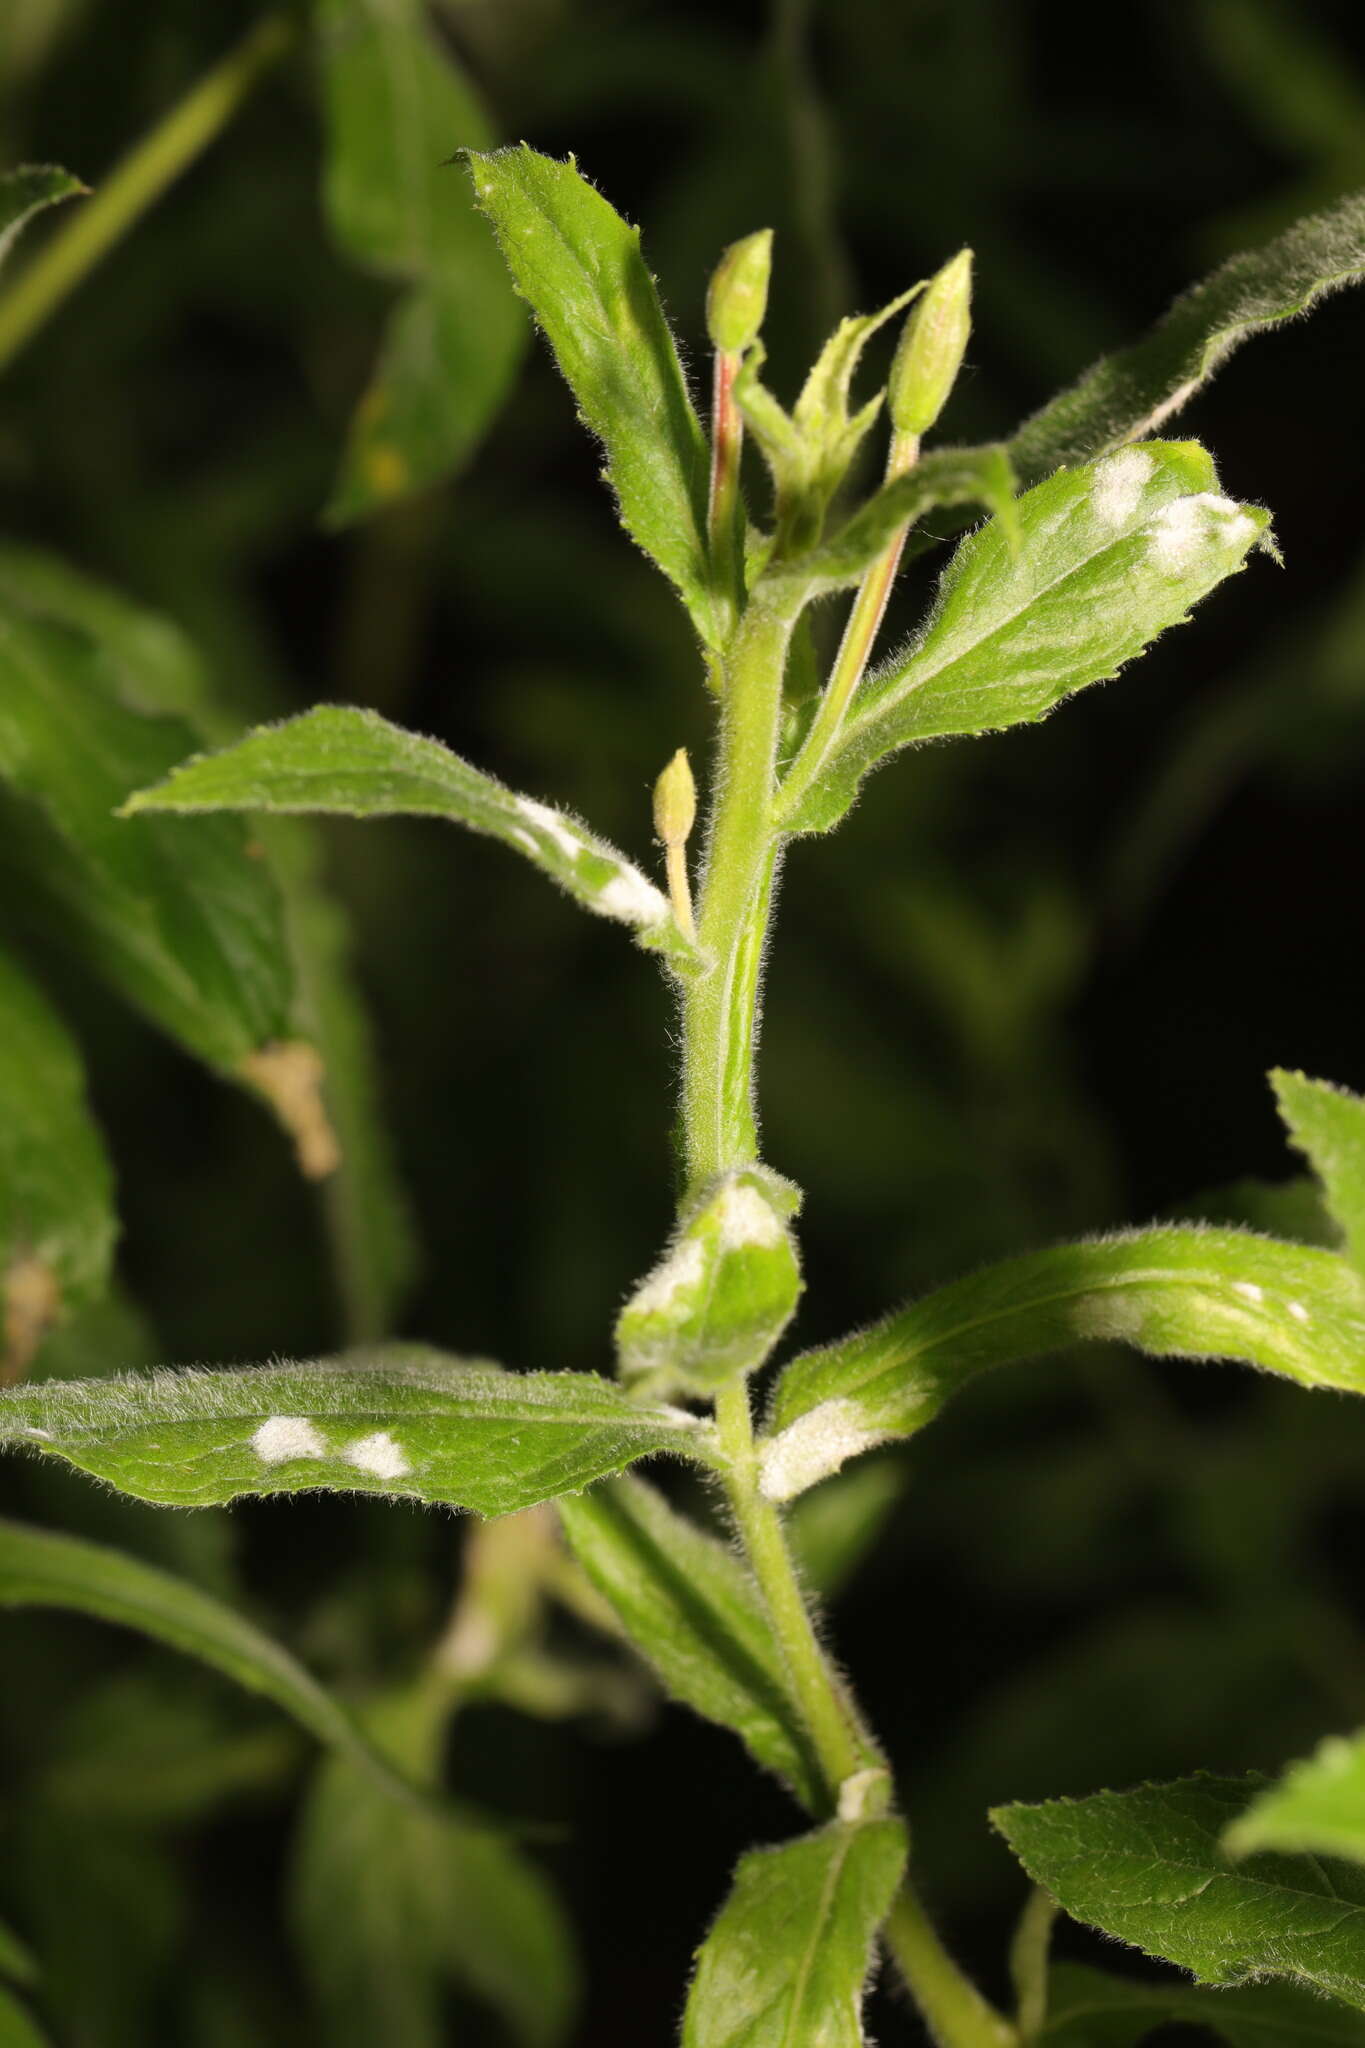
[24,1426,53,1440]
[252,1415,327,1463]
[1147,493,1256,574]
[342,1430,411,1480]
[758,1399,886,1504]
[1090,447,1153,528]
[1288,1300,1311,1324]
[1233,1282,1264,1304]
[597,867,670,927]
[716,1181,784,1253]
[629,1237,707,1318]
[516,796,584,863]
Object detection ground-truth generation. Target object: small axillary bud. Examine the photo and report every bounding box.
[654,747,697,940]
[705,228,774,355]
[887,247,972,440]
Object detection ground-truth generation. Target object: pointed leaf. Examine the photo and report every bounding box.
[557,1475,823,1809]
[1272,1070,1365,1278]
[1011,192,1365,479]
[1226,1732,1365,1867]
[1041,1963,1365,2046]
[124,704,691,960]
[780,442,1268,833]
[0,1517,388,1780]
[317,0,525,522]
[993,1776,1365,2007]
[682,1818,907,2047]
[0,1352,714,1510]
[0,165,85,272]
[0,948,116,1380]
[761,1227,1365,1501]
[767,444,1019,597]
[465,146,718,645]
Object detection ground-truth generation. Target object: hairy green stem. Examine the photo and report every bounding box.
[0,15,295,376]
[887,1890,1020,2048]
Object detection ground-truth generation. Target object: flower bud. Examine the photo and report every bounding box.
[706,228,774,354]
[653,747,696,849]
[888,248,972,437]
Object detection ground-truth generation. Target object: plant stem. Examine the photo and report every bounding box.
[886,1889,1020,2048]
[708,346,744,583]
[715,1379,867,1796]
[0,15,295,377]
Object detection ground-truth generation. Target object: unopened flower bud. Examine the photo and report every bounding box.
[706,229,774,354]
[888,248,972,437]
[653,747,696,849]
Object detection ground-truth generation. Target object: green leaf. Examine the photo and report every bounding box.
[292,1683,578,2048]
[0,1516,386,1779]
[0,165,85,272]
[1272,1070,1365,1277]
[761,1226,1365,1501]
[780,441,1268,833]
[317,0,525,523]
[1040,1962,1365,2046]
[616,1169,802,1393]
[124,703,691,961]
[786,1457,905,1598]
[0,1918,36,1987]
[0,1984,49,2048]
[681,1817,907,2047]
[993,1775,1365,2008]
[0,592,304,1092]
[770,444,1019,597]
[0,1351,714,1510]
[1010,192,1365,479]
[465,146,718,646]
[1226,1732,1365,1866]
[0,947,116,1380]
[557,1474,823,1809]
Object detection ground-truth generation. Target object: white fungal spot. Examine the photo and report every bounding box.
[24,1426,53,1440]
[1288,1300,1311,1324]
[838,1768,890,1823]
[716,1181,784,1253]
[252,1415,326,1463]
[1090,448,1152,528]
[629,1237,706,1317]
[509,828,539,855]
[517,797,583,863]
[1147,493,1256,574]
[1233,1282,1264,1304]
[597,868,670,927]
[342,1430,410,1480]
[758,1399,886,1503]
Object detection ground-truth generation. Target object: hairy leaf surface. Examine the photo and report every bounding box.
[1011,192,1365,477]
[781,442,1267,832]
[1226,1733,1365,1866]
[1273,1070,1365,1277]
[317,0,525,522]
[1041,1962,1365,2045]
[557,1475,823,1808]
[0,1353,712,1510]
[761,1227,1365,1500]
[125,704,688,959]
[994,1776,1365,2007]
[0,948,115,1379]
[466,146,718,645]
[682,1818,906,2046]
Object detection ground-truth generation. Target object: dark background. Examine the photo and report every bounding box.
[4,0,1365,2040]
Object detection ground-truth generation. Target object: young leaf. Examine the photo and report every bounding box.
[780,441,1268,833]
[0,948,116,1381]
[1226,1732,1365,1866]
[464,146,718,646]
[681,1817,907,2047]
[761,1226,1365,1501]
[1272,1070,1365,1277]
[292,1683,578,2048]
[0,1517,387,1780]
[316,0,525,523]
[993,1776,1365,2008]
[124,704,690,960]
[1041,1962,1365,2046]
[1011,191,1365,478]
[0,597,316,1130]
[557,1474,824,1809]
[0,1352,714,1511]
[0,165,85,272]
[767,443,1019,597]
[616,1169,802,1393]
